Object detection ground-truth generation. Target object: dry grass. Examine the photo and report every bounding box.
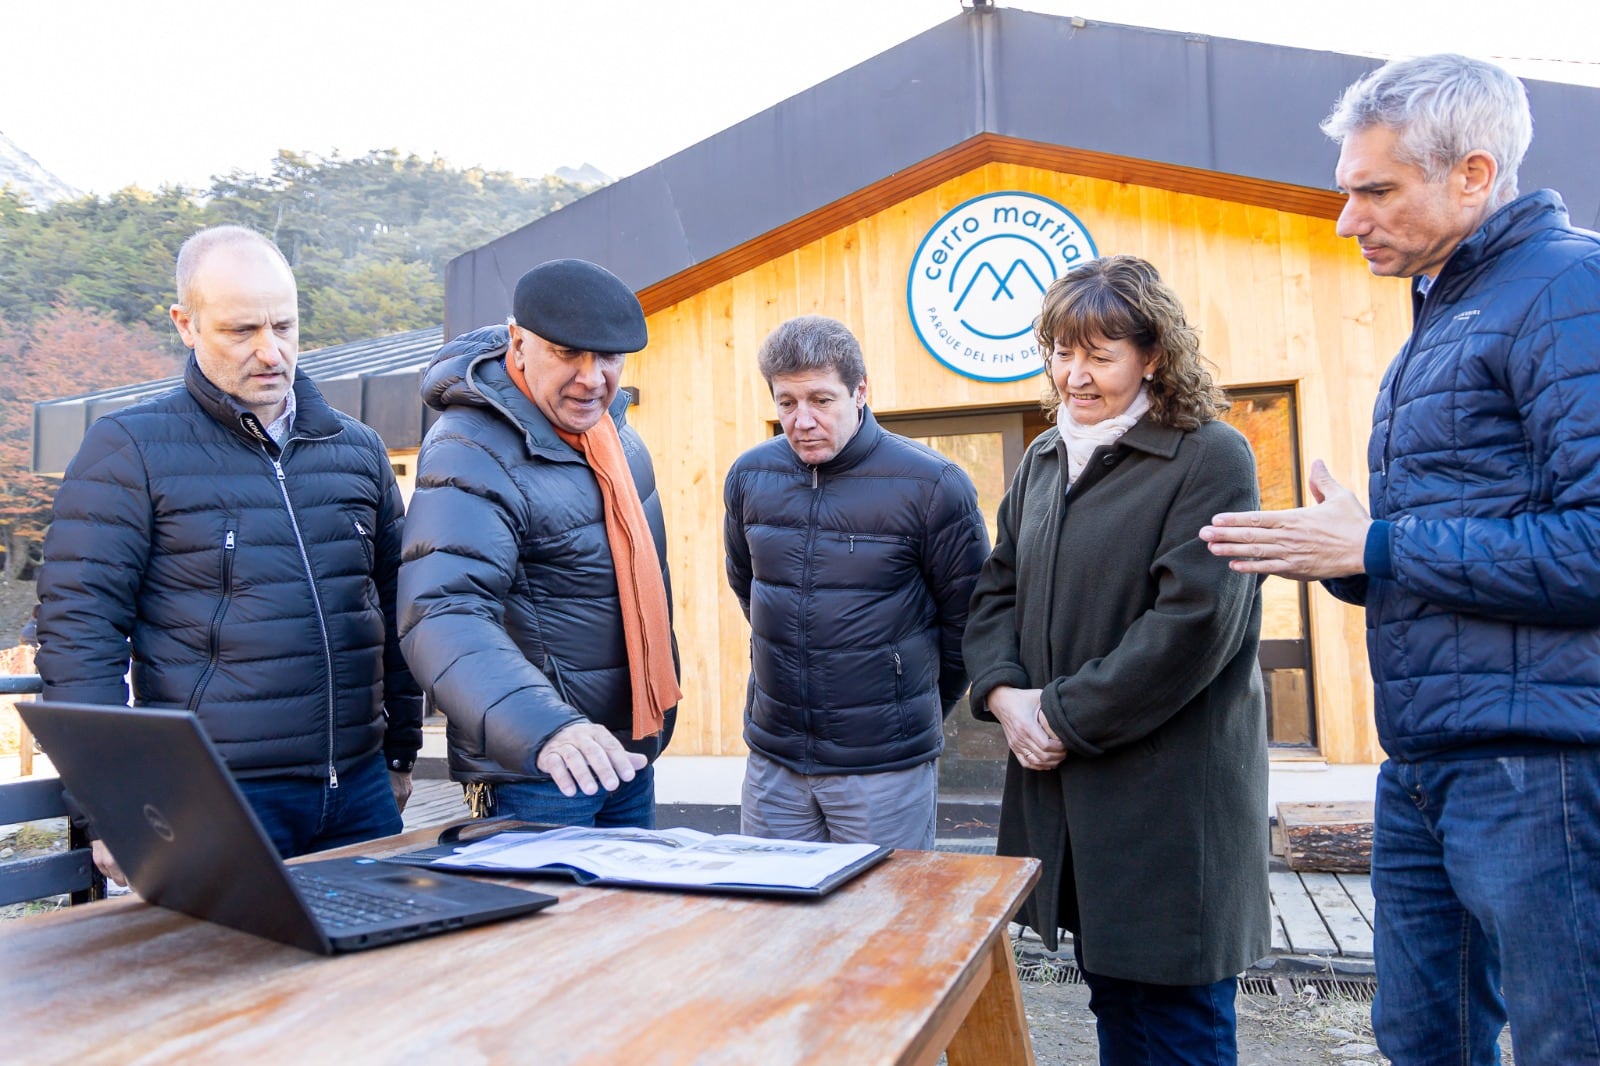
[1237,985,1377,1040]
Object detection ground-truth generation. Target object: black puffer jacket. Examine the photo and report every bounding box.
[36,357,422,779]
[724,409,989,774]
[398,326,677,783]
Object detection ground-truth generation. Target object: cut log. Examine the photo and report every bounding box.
[1277,801,1373,873]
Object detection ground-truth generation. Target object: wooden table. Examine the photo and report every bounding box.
[1,827,1040,1064]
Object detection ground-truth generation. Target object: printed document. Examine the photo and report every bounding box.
[435,826,883,890]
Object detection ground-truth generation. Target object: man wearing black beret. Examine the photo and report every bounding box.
[399,259,681,827]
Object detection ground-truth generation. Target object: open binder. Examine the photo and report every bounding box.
[391,820,894,898]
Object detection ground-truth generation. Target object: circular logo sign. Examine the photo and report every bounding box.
[906,191,1098,382]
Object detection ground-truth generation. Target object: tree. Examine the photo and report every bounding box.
[0,306,183,572]
[202,149,597,346]
[0,150,600,347]
[0,186,207,333]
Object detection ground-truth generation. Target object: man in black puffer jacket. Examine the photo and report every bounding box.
[36,226,422,877]
[725,316,990,849]
[399,260,679,829]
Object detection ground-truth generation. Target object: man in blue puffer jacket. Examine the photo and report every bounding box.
[724,316,990,850]
[1202,56,1600,1064]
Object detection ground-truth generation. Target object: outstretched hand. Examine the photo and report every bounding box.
[535,721,648,797]
[1200,460,1371,581]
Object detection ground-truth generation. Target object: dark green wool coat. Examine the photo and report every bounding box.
[964,415,1269,986]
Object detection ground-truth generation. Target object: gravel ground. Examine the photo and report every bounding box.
[1020,977,1387,1065]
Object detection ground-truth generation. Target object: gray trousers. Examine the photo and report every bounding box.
[740,749,938,850]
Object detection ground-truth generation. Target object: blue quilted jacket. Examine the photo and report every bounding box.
[1327,190,1600,760]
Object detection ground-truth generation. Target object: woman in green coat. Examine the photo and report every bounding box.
[964,255,1268,1065]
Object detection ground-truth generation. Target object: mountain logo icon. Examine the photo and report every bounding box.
[953,259,1052,339]
[907,192,1098,382]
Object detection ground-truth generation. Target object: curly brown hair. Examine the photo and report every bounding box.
[1033,255,1227,430]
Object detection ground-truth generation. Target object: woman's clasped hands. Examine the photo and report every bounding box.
[987,686,1066,771]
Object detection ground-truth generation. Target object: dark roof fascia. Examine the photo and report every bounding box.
[444,7,1600,337]
[32,327,444,475]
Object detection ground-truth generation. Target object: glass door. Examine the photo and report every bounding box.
[885,411,1032,794]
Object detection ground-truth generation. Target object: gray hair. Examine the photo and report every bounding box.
[174,225,293,311]
[1321,54,1531,207]
[757,315,867,393]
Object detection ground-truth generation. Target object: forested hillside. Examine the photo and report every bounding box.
[0,149,601,581]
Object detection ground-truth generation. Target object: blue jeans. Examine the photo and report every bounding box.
[1074,940,1238,1065]
[236,752,402,859]
[491,765,656,829]
[1371,751,1600,1065]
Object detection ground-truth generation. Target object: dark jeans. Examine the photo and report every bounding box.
[1075,941,1239,1066]
[1371,750,1600,1065]
[236,752,401,859]
[490,765,656,829]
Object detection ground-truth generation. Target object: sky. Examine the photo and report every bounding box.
[5,0,1598,197]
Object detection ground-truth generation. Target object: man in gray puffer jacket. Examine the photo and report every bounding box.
[399,260,678,829]
[725,316,989,849]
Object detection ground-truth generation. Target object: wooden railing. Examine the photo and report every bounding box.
[1,673,43,777]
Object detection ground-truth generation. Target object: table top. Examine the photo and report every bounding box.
[1,827,1039,1065]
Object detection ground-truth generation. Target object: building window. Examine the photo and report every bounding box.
[1221,387,1316,749]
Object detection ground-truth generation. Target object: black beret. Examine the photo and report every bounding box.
[512,259,647,354]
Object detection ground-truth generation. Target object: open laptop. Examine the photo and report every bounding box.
[18,701,557,955]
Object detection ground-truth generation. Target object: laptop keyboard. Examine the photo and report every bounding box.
[290,869,443,929]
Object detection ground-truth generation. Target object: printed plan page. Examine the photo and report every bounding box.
[434,826,884,890]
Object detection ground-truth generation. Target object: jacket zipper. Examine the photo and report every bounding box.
[892,650,908,736]
[272,455,340,789]
[1380,281,1438,481]
[189,528,237,711]
[800,464,823,763]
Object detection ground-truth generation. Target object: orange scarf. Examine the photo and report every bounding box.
[507,354,680,738]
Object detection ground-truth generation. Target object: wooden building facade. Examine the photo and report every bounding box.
[618,155,1399,766]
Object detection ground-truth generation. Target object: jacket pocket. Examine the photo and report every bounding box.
[345,509,381,611]
[348,510,376,570]
[544,654,572,704]
[840,532,910,552]
[891,645,911,739]
[188,524,237,711]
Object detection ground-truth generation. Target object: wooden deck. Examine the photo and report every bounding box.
[399,777,472,833]
[1269,866,1374,963]
[401,779,1376,972]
